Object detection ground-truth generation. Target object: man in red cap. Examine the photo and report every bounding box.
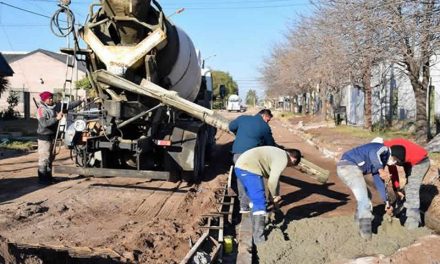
[37,91,83,184]
[383,138,430,229]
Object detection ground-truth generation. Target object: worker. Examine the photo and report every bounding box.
[336,142,405,239]
[382,138,430,229]
[234,146,302,244]
[37,91,83,184]
[229,109,276,213]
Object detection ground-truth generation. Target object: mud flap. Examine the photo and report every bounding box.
[164,123,206,182]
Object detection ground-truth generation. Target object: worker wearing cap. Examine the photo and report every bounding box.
[234,146,301,244]
[336,142,406,239]
[383,138,430,229]
[37,91,83,184]
[229,109,276,213]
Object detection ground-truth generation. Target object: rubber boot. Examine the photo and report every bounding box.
[358,218,372,240]
[38,170,50,185]
[46,167,58,183]
[252,214,266,244]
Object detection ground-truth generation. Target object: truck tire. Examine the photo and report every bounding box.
[193,128,207,182]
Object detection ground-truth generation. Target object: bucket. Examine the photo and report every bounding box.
[223,236,233,254]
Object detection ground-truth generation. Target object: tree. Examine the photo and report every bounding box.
[319,0,440,140]
[75,76,95,97]
[381,0,440,142]
[211,70,238,99]
[1,90,19,119]
[246,89,258,107]
[0,76,9,96]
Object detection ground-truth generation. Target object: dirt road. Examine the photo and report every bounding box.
[1,111,439,263]
[0,131,233,263]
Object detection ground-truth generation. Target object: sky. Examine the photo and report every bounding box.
[0,0,313,100]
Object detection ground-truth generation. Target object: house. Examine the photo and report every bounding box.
[0,49,87,118]
[0,52,13,77]
[341,60,436,126]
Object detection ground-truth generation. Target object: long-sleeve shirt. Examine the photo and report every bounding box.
[37,100,82,140]
[340,143,390,202]
[384,138,428,189]
[229,114,275,154]
[384,138,428,166]
[235,146,288,197]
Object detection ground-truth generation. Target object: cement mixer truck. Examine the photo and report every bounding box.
[55,0,230,182]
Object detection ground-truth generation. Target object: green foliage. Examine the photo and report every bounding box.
[0,139,34,150]
[0,91,19,120]
[212,100,225,110]
[245,89,258,106]
[75,76,95,97]
[212,70,238,99]
[0,76,9,96]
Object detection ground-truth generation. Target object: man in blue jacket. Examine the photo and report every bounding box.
[229,109,276,212]
[336,142,405,239]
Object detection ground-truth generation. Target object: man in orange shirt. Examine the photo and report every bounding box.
[383,138,430,229]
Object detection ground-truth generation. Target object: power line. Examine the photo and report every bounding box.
[0,0,311,20]
[0,0,311,29]
[0,24,47,27]
[23,0,307,4]
[21,0,89,3]
[168,3,310,10]
[0,1,52,19]
[21,0,310,10]
[168,0,305,3]
[0,25,14,50]
[0,1,83,27]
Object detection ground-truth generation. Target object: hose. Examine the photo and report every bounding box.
[50,3,75,38]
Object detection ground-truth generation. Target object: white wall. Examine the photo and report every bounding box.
[344,62,417,126]
[0,51,86,117]
[433,53,440,119]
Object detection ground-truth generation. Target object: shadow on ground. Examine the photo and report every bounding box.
[0,149,34,160]
[0,176,45,204]
[202,142,233,182]
[280,176,349,210]
[264,176,350,241]
[0,176,73,204]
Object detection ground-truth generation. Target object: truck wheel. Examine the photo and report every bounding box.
[193,128,207,182]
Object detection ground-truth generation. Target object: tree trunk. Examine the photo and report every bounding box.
[363,66,372,130]
[413,80,429,143]
[320,87,328,119]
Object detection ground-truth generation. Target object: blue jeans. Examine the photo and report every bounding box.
[233,154,251,210]
[234,167,266,214]
[336,163,372,220]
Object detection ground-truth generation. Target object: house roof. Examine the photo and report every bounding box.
[2,49,87,73]
[0,53,14,77]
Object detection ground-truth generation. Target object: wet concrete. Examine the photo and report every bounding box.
[256,215,432,264]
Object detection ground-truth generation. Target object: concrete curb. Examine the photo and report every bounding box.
[280,122,341,163]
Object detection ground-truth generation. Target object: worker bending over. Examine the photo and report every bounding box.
[336,142,405,239]
[380,138,430,229]
[234,146,301,244]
